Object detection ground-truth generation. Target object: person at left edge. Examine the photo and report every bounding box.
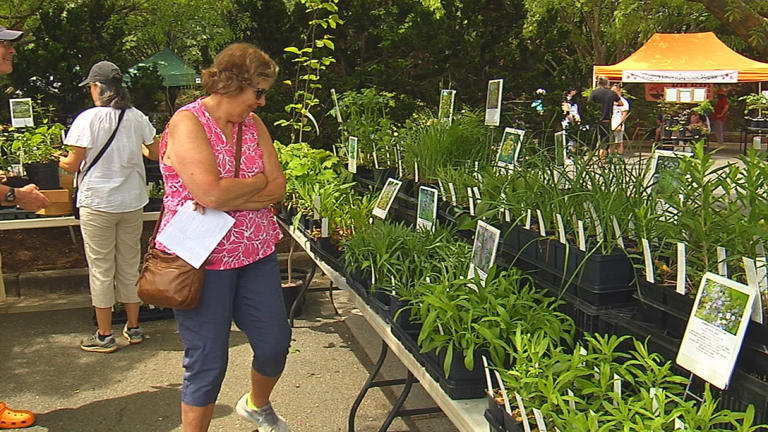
[0,23,49,431]
[60,60,159,353]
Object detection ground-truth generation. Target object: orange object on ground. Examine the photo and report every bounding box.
[0,402,35,429]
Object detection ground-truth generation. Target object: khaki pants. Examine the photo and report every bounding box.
[79,207,143,308]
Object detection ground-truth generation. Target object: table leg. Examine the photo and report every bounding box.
[68,226,77,245]
[289,261,317,327]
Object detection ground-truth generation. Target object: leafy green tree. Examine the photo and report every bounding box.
[682,0,768,58]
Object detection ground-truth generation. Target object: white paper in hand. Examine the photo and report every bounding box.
[156,201,235,269]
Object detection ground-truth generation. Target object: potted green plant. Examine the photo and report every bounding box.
[9,122,66,189]
[739,93,768,128]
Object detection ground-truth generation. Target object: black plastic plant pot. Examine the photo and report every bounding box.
[389,297,421,333]
[346,270,371,299]
[144,197,162,212]
[503,410,525,432]
[664,289,694,340]
[3,176,31,188]
[281,268,308,316]
[24,161,60,190]
[369,290,395,322]
[565,247,634,292]
[484,409,506,432]
[435,349,486,399]
[373,167,396,187]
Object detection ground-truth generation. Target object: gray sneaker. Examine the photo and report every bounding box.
[122,324,144,345]
[235,393,289,431]
[80,331,117,353]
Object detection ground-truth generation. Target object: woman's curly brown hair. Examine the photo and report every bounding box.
[201,43,278,95]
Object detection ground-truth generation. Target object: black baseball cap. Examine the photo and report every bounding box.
[0,25,23,41]
[79,61,123,86]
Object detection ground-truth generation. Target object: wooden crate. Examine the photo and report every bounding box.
[35,189,72,216]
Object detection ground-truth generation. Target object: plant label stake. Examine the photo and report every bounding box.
[556,214,566,245]
[467,187,475,216]
[525,210,532,230]
[650,388,661,416]
[577,220,586,251]
[321,218,329,238]
[757,257,768,291]
[742,257,764,324]
[437,178,446,197]
[373,145,380,169]
[514,392,532,432]
[347,136,358,174]
[448,183,457,206]
[613,374,622,405]
[611,216,625,249]
[642,238,655,283]
[396,145,403,178]
[330,88,342,123]
[536,210,546,237]
[674,418,686,430]
[414,161,419,183]
[677,242,687,295]
[532,408,547,432]
[717,246,728,277]
[566,389,576,411]
[472,186,481,200]
[313,195,321,220]
[584,203,603,243]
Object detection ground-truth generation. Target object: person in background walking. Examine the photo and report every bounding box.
[60,60,158,353]
[159,43,289,432]
[712,88,729,145]
[0,23,50,430]
[561,87,581,156]
[611,84,630,154]
[589,76,622,158]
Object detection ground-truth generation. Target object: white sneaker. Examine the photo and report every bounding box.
[235,393,290,431]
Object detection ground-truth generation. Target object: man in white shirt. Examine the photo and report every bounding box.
[611,85,630,155]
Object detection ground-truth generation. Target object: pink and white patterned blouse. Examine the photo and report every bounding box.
[156,98,282,270]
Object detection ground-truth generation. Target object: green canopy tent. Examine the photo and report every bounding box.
[129,49,199,114]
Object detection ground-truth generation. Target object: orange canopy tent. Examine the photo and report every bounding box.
[593,32,768,83]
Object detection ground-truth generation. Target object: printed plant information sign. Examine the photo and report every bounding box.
[438,89,456,125]
[416,186,438,232]
[676,272,756,390]
[485,79,503,126]
[372,178,402,219]
[468,220,501,285]
[496,127,525,171]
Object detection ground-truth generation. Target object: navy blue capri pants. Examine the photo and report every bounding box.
[174,251,291,407]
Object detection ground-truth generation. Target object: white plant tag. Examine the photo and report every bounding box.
[613,374,622,403]
[536,209,546,237]
[313,195,321,220]
[514,392,532,432]
[473,186,481,200]
[437,178,446,197]
[468,188,475,216]
[371,266,376,286]
[373,147,380,169]
[532,408,547,432]
[611,216,625,249]
[717,246,728,277]
[756,236,766,257]
[321,218,329,237]
[650,388,661,416]
[585,203,603,242]
[567,389,576,411]
[448,183,457,205]
[677,242,686,295]
[577,220,586,251]
[556,214,566,244]
[642,238,655,283]
[525,210,532,230]
[414,161,419,183]
[743,257,764,324]
[674,418,686,430]
[396,148,403,178]
[505,209,511,223]
[757,257,768,291]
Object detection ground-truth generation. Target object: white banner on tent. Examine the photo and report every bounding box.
[622,70,738,83]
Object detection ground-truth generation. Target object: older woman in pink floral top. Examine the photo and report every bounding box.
[158,43,290,432]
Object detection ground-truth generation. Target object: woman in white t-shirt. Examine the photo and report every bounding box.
[60,61,158,353]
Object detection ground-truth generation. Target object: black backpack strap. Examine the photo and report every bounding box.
[76,108,127,186]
